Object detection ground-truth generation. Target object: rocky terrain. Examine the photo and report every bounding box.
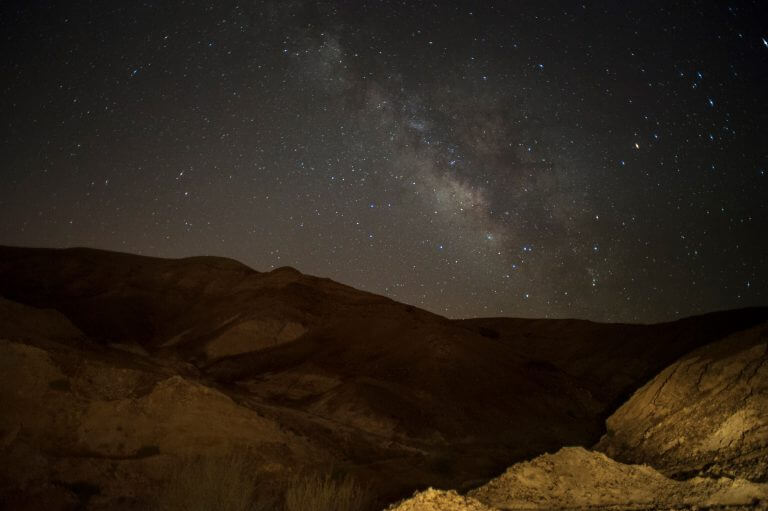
[0,245,766,510]
[391,315,768,510]
[597,321,768,481]
[390,447,767,510]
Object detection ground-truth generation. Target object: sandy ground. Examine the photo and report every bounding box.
[390,447,768,510]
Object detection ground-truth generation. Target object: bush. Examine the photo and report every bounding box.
[284,472,371,511]
[155,451,264,511]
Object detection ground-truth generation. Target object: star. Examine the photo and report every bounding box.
[0,0,763,323]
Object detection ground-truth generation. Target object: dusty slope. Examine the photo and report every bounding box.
[596,321,768,481]
[0,300,327,509]
[389,448,768,510]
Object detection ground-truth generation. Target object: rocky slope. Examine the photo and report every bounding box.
[389,447,768,510]
[388,321,768,511]
[0,300,324,509]
[596,321,768,482]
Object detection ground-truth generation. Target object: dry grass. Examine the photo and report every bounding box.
[155,453,371,511]
[155,451,264,511]
[284,472,371,511]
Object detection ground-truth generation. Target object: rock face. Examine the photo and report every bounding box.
[596,322,768,482]
[391,448,768,511]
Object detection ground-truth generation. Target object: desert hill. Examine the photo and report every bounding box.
[460,308,767,418]
[0,245,766,509]
[389,322,768,510]
[597,320,768,481]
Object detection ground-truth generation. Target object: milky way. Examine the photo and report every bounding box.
[1,1,766,322]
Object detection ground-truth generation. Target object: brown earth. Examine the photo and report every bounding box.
[0,245,766,509]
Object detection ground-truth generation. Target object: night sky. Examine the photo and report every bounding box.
[1,1,766,323]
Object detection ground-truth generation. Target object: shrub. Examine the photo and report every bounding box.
[284,472,371,511]
[155,451,263,511]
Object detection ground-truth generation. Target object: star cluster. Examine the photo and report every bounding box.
[1,1,766,322]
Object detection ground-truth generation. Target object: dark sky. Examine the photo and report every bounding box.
[1,1,766,322]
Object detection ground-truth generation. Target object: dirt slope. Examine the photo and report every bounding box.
[596,321,768,481]
[0,300,326,509]
[389,447,768,510]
